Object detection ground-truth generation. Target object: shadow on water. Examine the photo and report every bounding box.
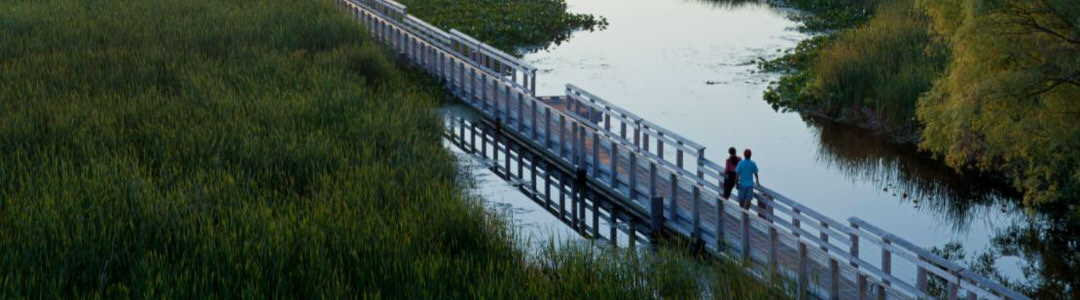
[807,117,1018,231]
[441,107,659,250]
[807,117,1080,297]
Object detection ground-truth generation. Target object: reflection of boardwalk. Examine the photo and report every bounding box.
[337,0,1028,299]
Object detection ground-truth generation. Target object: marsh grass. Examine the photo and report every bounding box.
[764,0,947,139]
[0,0,783,297]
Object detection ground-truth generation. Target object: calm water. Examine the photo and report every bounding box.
[448,0,1076,295]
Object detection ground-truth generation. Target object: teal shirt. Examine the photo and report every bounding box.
[735,159,758,188]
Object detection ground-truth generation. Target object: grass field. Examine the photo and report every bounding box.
[0,0,782,297]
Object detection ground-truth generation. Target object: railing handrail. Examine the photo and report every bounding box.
[339,1,1028,298]
[449,29,537,74]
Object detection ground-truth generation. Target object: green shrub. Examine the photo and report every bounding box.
[809,0,948,135]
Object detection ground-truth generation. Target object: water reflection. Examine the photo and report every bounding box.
[808,117,1018,231]
[689,0,765,9]
[985,218,1080,298]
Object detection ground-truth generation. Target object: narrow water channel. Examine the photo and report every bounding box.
[445,0,1075,294]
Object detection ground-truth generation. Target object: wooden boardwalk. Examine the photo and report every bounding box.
[336,1,1028,299]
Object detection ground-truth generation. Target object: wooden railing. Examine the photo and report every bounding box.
[335,0,1027,299]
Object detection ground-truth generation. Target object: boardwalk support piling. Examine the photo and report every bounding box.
[650,196,664,247]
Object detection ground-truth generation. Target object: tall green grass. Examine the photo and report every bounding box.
[0,0,783,297]
[809,0,948,136]
[764,0,947,139]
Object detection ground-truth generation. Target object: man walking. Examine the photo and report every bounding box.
[734,148,759,209]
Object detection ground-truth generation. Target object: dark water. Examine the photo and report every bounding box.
[446,0,1076,296]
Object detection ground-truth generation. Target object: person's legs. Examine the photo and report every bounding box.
[737,186,753,209]
[723,174,735,199]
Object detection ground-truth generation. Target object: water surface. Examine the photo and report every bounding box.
[451,0,1073,294]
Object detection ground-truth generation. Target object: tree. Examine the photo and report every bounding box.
[917,0,1080,208]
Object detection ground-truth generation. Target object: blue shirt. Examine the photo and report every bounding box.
[735,159,758,188]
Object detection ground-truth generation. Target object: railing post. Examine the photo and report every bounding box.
[830,258,840,300]
[692,184,701,240]
[697,149,707,180]
[657,138,664,160]
[668,173,678,223]
[676,149,684,169]
[559,114,567,158]
[530,69,537,96]
[741,208,751,265]
[650,195,664,247]
[948,273,959,300]
[449,52,457,91]
[769,226,778,281]
[850,221,860,267]
[716,197,726,252]
[858,273,868,300]
[544,107,552,150]
[882,237,892,286]
[610,141,618,187]
[649,162,658,203]
[579,126,587,169]
[799,241,809,297]
[793,208,802,237]
[820,221,830,251]
[571,122,579,166]
[531,99,538,140]
[643,133,650,155]
[592,131,600,176]
[633,121,641,149]
[917,256,929,293]
[628,152,638,200]
[517,92,524,132]
[620,121,627,140]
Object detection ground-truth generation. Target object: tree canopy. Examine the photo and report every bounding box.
[916,0,1080,209]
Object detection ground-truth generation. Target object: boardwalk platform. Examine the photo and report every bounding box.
[336,0,1028,299]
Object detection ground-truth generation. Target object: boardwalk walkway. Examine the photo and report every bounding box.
[335,0,1027,299]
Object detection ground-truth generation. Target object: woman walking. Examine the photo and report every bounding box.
[723,147,740,199]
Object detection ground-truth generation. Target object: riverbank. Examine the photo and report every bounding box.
[761,0,1079,218]
[0,0,781,297]
[397,0,607,54]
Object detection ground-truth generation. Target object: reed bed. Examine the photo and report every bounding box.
[0,0,782,297]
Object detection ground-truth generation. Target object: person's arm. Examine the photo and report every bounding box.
[754,172,760,186]
[734,162,742,185]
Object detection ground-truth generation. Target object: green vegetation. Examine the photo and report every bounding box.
[763,0,947,140]
[916,0,1080,209]
[397,0,607,54]
[0,0,782,297]
[763,0,1080,213]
